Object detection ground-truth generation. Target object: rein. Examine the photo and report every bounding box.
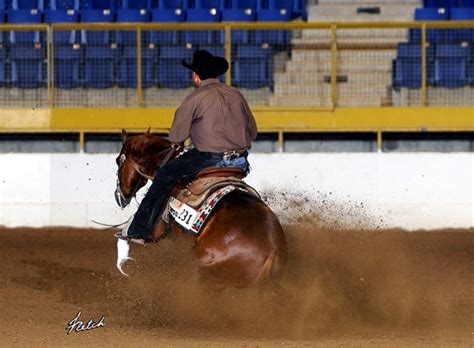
[160,146,179,169]
[116,145,179,207]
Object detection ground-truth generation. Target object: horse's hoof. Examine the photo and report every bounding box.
[117,257,135,277]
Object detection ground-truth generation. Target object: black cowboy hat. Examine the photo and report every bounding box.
[182,49,229,79]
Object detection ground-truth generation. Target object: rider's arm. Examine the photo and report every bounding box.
[168,97,195,145]
[240,92,258,141]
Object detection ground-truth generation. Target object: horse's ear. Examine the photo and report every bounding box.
[121,129,128,144]
[146,127,151,134]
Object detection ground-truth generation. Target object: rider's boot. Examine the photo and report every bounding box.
[114,217,154,245]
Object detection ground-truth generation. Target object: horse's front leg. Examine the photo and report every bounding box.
[116,238,135,276]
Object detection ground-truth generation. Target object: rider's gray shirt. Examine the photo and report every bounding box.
[168,78,258,153]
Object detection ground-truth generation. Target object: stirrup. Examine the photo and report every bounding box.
[114,232,147,245]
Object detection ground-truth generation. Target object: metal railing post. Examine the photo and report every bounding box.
[47,26,54,107]
[421,23,427,106]
[377,130,383,152]
[136,26,143,107]
[278,130,284,152]
[330,24,338,109]
[225,24,232,86]
[79,131,85,153]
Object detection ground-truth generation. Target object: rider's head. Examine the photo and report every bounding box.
[182,50,229,86]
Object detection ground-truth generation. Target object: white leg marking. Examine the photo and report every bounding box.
[116,238,135,277]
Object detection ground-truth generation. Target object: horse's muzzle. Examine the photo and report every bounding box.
[115,186,131,208]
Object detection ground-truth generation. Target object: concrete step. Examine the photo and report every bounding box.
[291,49,397,59]
[275,71,392,86]
[308,14,415,22]
[310,3,419,17]
[392,87,474,107]
[273,83,390,98]
[293,37,406,45]
[300,28,408,39]
[286,51,396,73]
[269,95,388,107]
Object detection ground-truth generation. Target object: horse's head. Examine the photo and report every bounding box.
[114,129,172,208]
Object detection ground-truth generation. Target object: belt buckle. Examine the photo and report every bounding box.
[224,150,238,161]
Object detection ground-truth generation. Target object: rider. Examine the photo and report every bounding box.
[117,49,258,244]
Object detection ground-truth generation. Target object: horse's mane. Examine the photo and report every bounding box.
[127,134,172,169]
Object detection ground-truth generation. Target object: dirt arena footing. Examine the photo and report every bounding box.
[0,226,472,347]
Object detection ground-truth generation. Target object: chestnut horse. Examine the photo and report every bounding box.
[114,130,287,288]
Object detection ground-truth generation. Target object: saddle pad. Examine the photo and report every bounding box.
[165,185,237,235]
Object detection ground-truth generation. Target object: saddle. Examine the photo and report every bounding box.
[175,167,258,208]
[161,166,260,234]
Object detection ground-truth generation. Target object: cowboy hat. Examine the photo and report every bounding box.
[182,49,229,79]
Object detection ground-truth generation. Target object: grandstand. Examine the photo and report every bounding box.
[0,0,472,151]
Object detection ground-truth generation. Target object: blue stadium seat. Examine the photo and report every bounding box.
[44,9,79,45]
[151,0,188,10]
[220,8,255,44]
[10,45,46,88]
[458,0,474,7]
[0,46,7,85]
[255,0,292,46]
[83,45,119,87]
[149,0,186,45]
[157,45,193,88]
[434,44,469,88]
[393,43,435,89]
[448,8,474,43]
[48,0,78,10]
[233,45,273,89]
[122,0,149,9]
[292,0,307,20]
[468,47,474,85]
[184,8,220,45]
[231,0,259,10]
[11,0,43,9]
[118,46,156,88]
[80,9,114,45]
[414,7,449,20]
[7,9,44,45]
[423,0,456,8]
[54,45,82,88]
[195,0,224,9]
[150,10,185,45]
[115,9,150,46]
[411,8,449,44]
[0,0,5,45]
[82,0,117,10]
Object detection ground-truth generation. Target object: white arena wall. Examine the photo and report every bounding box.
[0,153,472,230]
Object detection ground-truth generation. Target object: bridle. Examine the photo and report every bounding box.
[114,145,180,208]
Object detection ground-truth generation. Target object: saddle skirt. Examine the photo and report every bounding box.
[161,167,260,235]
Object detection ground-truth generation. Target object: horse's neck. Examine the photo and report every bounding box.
[137,145,173,179]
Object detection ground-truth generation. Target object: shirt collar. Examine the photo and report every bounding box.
[199,78,220,88]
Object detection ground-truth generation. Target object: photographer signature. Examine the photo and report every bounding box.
[66,311,106,335]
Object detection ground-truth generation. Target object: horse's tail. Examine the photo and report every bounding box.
[255,251,284,284]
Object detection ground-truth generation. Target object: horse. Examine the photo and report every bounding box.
[114,129,287,289]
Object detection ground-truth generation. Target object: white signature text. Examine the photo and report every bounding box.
[66,311,106,335]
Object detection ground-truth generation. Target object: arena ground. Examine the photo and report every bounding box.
[0,225,472,347]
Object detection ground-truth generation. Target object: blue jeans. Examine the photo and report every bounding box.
[126,148,246,239]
